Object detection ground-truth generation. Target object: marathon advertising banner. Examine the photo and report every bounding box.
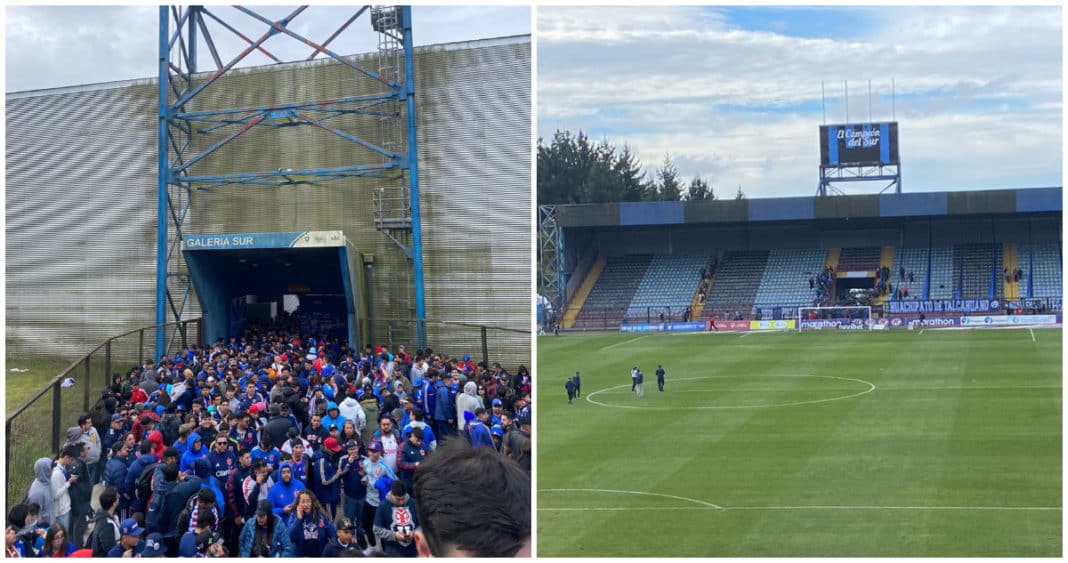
[749,320,797,331]
[886,299,1001,314]
[887,317,959,328]
[621,321,708,333]
[819,122,899,167]
[798,318,870,331]
[960,315,1059,327]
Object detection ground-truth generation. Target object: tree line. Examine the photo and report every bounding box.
[537,130,745,205]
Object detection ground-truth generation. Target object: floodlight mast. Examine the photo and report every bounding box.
[157,5,425,358]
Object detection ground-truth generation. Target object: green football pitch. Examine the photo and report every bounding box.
[536,328,1062,557]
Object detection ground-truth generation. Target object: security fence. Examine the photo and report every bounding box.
[6,319,202,507]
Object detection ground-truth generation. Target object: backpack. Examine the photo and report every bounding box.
[160,414,180,445]
[135,463,160,501]
[89,514,120,557]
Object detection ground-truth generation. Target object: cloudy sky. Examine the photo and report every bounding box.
[5,5,530,92]
[539,6,1062,198]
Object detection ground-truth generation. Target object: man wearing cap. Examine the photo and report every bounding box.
[105,518,145,557]
[323,515,360,557]
[336,439,367,549]
[360,441,397,552]
[239,500,293,557]
[310,437,344,520]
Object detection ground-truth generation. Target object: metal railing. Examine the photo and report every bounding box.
[6,319,201,507]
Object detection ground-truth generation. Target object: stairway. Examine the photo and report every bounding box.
[562,257,606,329]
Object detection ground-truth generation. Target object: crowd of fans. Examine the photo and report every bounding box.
[7,329,532,558]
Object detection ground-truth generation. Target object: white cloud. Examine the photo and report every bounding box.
[5,5,530,92]
[538,6,1062,198]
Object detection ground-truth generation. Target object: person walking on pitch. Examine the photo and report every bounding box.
[630,367,638,392]
[572,372,581,398]
[656,365,666,392]
[634,370,645,398]
[564,377,577,405]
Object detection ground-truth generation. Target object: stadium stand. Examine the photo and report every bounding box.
[1022,241,1062,299]
[956,243,1001,299]
[626,254,707,319]
[837,247,881,273]
[753,249,826,307]
[704,251,769,316]
[574,255,652,328]
[890,247,927,300]
[927,246,955,299]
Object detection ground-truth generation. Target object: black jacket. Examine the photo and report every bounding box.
[161,477,202,538]
[91,509,121,557]
[262,416,293,450]
[322,537,359,557]
[68,457,93,508]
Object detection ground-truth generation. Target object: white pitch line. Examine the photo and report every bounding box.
[1030,328,1036,342]
[539,488,722,508]
[919,329,925,335]
[601,335,648,350]
[584,375,876,410]
[538,506,1061,512]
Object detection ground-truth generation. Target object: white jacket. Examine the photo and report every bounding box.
[51,466,72,517]
[338,397,364,432]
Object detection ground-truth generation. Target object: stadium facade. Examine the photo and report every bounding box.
[7,35,531,367]
[544,187,1062,331]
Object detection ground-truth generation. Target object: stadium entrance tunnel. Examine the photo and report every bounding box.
[182,231,367,347]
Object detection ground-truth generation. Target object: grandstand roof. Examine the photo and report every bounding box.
[554,187,1061,228]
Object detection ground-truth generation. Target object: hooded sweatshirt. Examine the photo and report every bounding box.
[337,395,362,428]
[455,381,482,431]
[146,430,166,460]
[373,491,419,557]
[179,433,207,474]
[268,462,305,517]
[50,462,73,519]
[28,458,55,524]
[320,402,346,434]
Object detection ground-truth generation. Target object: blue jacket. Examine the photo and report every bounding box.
[288,511,335,557]
[124,453,160,503]
[308,450,341,505]
[179,433,207,474]
[320,402,346,433]
[268,463,305,517]
[420,381,436,420]
[433,381,453,422]
[104,455,129,491]
[337,454,366,500]
[250,446,281,472]
[401,422,436,450]
[206,448,237,490]
[467,420,494,449]
[239,514,293,557]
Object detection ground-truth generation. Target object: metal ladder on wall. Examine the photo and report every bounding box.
[370,6,415,350]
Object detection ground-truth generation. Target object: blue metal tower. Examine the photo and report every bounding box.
[157,5,425,358]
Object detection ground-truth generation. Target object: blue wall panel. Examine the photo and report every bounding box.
[1015,187,1062,213]
[879,192,948,217]
[748,197,814,221]
[620,201,685,226]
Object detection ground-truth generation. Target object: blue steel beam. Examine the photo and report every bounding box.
[234,6,398,88]
[402,6,427,348]
[174,115,265,173]
[299,112,398,159]
[176,6,307,108]
[175,93,396,120]
[305,7,368,60]
[200,7,281,63]
[195,7,224,70]
[157,6,170,358]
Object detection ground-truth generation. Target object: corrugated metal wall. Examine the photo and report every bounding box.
[6,36,531,369]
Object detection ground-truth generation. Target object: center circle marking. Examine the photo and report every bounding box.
[584,374,876,410]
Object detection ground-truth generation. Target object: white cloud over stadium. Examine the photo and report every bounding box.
[538,6,1062,198]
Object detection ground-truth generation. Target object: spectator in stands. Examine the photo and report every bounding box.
[62,440,92,548]
[239,500,292,557]
[51,447,77,531]
[28,461,54,530]
[412,440,530,557]
[105,518,145,557]
[41,522,75,557]
[287,490,335,557]
[91,488,122,557]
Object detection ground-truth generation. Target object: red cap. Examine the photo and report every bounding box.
[323,437,342,453]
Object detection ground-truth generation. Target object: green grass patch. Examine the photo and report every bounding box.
[5,357,78,411]
[537,329,1062,557]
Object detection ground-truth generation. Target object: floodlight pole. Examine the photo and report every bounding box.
[403,5,427,349]
[156,6,170,359]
